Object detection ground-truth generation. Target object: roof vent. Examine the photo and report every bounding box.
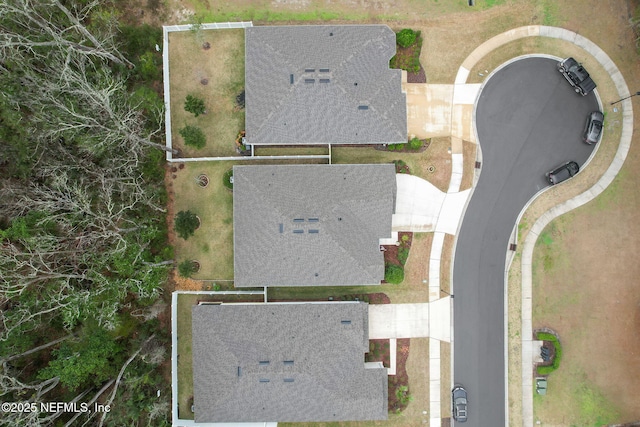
[308,229,319,234]
[319,79,330,83]
[293,229,304,234]
[293,218,304,223]
[259,360,270,366]
[279,223,284,233]
[358,105,369,110]
[259,379,270,383]
[308,218,319,222]
[304,79,315,83]
[341,320,351,325]
[284,360,294,365]
[305,68,315,73]
[284,378,294,383]
[319,68,330,73]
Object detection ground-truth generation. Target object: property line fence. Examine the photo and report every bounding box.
[162,22,253,163]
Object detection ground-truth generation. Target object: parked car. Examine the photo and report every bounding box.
[452,385,468,423]
[557,57,596,96]
[584,111,604,144]
[547,161,579,185]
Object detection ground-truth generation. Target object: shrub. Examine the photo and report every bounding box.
[138,51,160,81]
[174,210,199,240]
[223,169,234,190]
[396,29,417,48]
[395,385,414,405]
[184,95,206,117]
[409,137,423,150]
[179,125,206,149]
[385,264,404,284]
[178,260,196,278]
[398,247,409,266]
[536,332,562,375]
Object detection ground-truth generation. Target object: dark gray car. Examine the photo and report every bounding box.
[547,161,579,185]
[452,385,468,423]
[557,57,597,96]
[584,111,604,144]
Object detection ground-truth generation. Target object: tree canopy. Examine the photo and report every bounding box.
[0,0,171,425]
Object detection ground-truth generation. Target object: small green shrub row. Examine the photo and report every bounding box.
[388,143,404,151]
[385,264,404,284]
[536,332,562,375]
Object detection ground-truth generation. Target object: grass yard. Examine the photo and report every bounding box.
[530,206,640,425]
[331,142,452,192]
[253,146,330,156]
[168,28,245,157]
[182,0,512,24]
[169,161,235,280]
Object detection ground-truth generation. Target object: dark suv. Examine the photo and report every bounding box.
[452,385,468,423]
[584,111,604,145]
[547,161,579,185]
[557,57,596,96]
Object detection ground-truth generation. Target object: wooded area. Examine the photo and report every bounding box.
[0,0,171,425]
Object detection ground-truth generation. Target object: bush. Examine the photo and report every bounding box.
[223,169,234,190]
[536,332,562,375]
[408,137,423,150]
[174,210,199,240]
[138,51,160,81]
[398,247,409,266]
[396,29,417,48]
[385,264,404,284]
[179,125,206,149]
[184,95,206,117]
[178,260,196,278]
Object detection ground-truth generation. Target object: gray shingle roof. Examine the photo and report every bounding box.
[233,164,396,287]
[192,302,388,423]
[245,25,407,145]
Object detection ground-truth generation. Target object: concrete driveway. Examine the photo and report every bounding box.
[368,299,450,341]
[404,80,481,142]
[393,174,470,235]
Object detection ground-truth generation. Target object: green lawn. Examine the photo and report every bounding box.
[171,161,235,280]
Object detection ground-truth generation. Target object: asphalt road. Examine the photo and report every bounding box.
[452,57,598,427]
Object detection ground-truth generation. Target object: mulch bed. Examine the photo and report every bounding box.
[366,338,411,413]
[383,231,413,267]
[388,338,411,413]
[407,65,427,83]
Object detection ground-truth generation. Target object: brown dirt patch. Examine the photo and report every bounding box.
[440,233,455,296]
